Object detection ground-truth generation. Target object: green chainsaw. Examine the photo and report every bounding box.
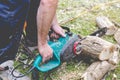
[11,26,107,78]
[33,27,107,72]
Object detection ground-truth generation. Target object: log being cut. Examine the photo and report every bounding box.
[80,36,119,61]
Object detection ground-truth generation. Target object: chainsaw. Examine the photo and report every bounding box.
[11,27,107,78]
[33,27,81,72]
[33,27,107,72]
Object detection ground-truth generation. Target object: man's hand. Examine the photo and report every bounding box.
[38,43,53,63]
[52,25,66,37]
[51,15,66,38]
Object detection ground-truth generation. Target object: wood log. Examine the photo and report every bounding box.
[96,16,118,35]
[108,45,120,65]
[80,36,118,61]
[114,29,120,45]
[80,61,115,80]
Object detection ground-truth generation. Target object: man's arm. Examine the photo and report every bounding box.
[37,0,58,62]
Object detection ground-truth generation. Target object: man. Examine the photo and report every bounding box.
[26,0,65,62]
[0,0,65,80]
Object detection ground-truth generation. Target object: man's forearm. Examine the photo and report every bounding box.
[37,0,58,46]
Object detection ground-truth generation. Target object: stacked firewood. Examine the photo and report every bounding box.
[80,16,120,80]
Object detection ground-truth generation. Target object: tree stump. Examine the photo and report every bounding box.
[80,61,115,80]
[96,16,118,35]
[80,36,119,61]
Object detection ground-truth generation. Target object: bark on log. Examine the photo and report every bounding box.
[80,61,115,80]
[114,29,120,45]
[80,36,118,61]
[96,16,118,35]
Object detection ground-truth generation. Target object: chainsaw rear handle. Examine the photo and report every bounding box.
[33,55,43,71]
[33,55,42,68]
[33,53,60,72]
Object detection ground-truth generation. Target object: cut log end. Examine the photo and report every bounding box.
[108,45,120,65]
[99,45,117,61]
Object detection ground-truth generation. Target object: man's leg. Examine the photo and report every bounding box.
[0,0,31,80]
[25,0,40,45]
[0,0,30,64]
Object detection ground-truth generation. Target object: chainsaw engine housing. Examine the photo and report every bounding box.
[60,34,81,62]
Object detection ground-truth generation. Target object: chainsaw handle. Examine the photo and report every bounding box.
[33,53,60,72]
[33,55,42,68]
[49,26,72,41]
[61,26,70,32]
[33,34,70,72]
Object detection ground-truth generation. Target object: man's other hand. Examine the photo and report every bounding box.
[38,43,53,63]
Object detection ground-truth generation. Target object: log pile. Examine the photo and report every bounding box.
[80,36,119,80]
[79,16,120,80]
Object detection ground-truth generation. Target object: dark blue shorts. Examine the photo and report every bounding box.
[0,0,30,64]
[26,0,40,43]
